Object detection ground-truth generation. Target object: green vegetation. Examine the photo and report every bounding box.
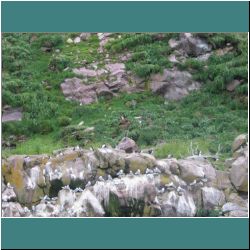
[106,33,174,78]
[2,33,248,171]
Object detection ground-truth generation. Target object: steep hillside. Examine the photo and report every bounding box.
[2,33,248,170]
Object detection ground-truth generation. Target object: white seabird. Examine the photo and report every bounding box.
[7,183,14,189]
[157,187,165,194]
[153,167,161,174]
[85,181,91,188]
[70,173,77,180]
[101,144,107,148]
[74,187,84,192]
[62,185,70,190]
[128,171,134,177]
[98,176,105,182]
[189,179,197,186]
[117,169,124,177]
[146,168,153,174]
[135,169,141,175]
[108,175,113,181]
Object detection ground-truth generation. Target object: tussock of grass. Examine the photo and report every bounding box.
[2,33,248,170]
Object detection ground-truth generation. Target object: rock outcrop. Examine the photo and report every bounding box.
[2,135,248,217]
[150,69,200,101]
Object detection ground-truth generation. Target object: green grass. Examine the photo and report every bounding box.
[2,135,64,157]
[2,33,248,170]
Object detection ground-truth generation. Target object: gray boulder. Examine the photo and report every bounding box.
[230,155,248,192]
[116,137,139,153]
[201,187,226,210]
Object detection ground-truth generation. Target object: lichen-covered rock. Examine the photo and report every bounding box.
[94,148,126,170]
[177,159,205,183]
[125,153,156,173]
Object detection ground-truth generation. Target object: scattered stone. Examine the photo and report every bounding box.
[116,137,139,153]
[2,108,23,123]
[150,69,200,100]
[74,37,81,44]
[66,38,73,44]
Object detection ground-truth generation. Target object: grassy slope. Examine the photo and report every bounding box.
[2,33,248,170]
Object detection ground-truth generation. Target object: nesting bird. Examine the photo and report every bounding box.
[128,171,134,177]
[135,169,141,175]
[108,175,113,181]
[62,185,70,190]
[98,176,105,182]
[101,144,107,149]
[117,169,124,177]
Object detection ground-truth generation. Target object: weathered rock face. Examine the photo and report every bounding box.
[231,134,247,152]
[150,69,200,101]
[230,155,248,192]
[61,63,143,105]
[2,107,23,123]
[201,187,226,210]
[160,190,196,217]
[2,136,248,217]
[169,33,212,57]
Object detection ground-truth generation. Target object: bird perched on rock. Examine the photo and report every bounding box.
[165,182,176,191]
[98,176,105,182]
[135,169,141,175]
[117,169,124,177]
[146,168,153,174]
[101,144,107,149]
[70,173,77,180]
[153,167,161,174]
[85,181,91,188]
[157,187,165,194]
[74,187,84,192]
[177,186,185,196]
[107,175,113,181]
[128,171,134,177]
[51,197,58,201]
[62,185,70,190]
[189,180,197,186]
[23,207,31,213]
[201,177,208,183]
[7,183,14,189]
